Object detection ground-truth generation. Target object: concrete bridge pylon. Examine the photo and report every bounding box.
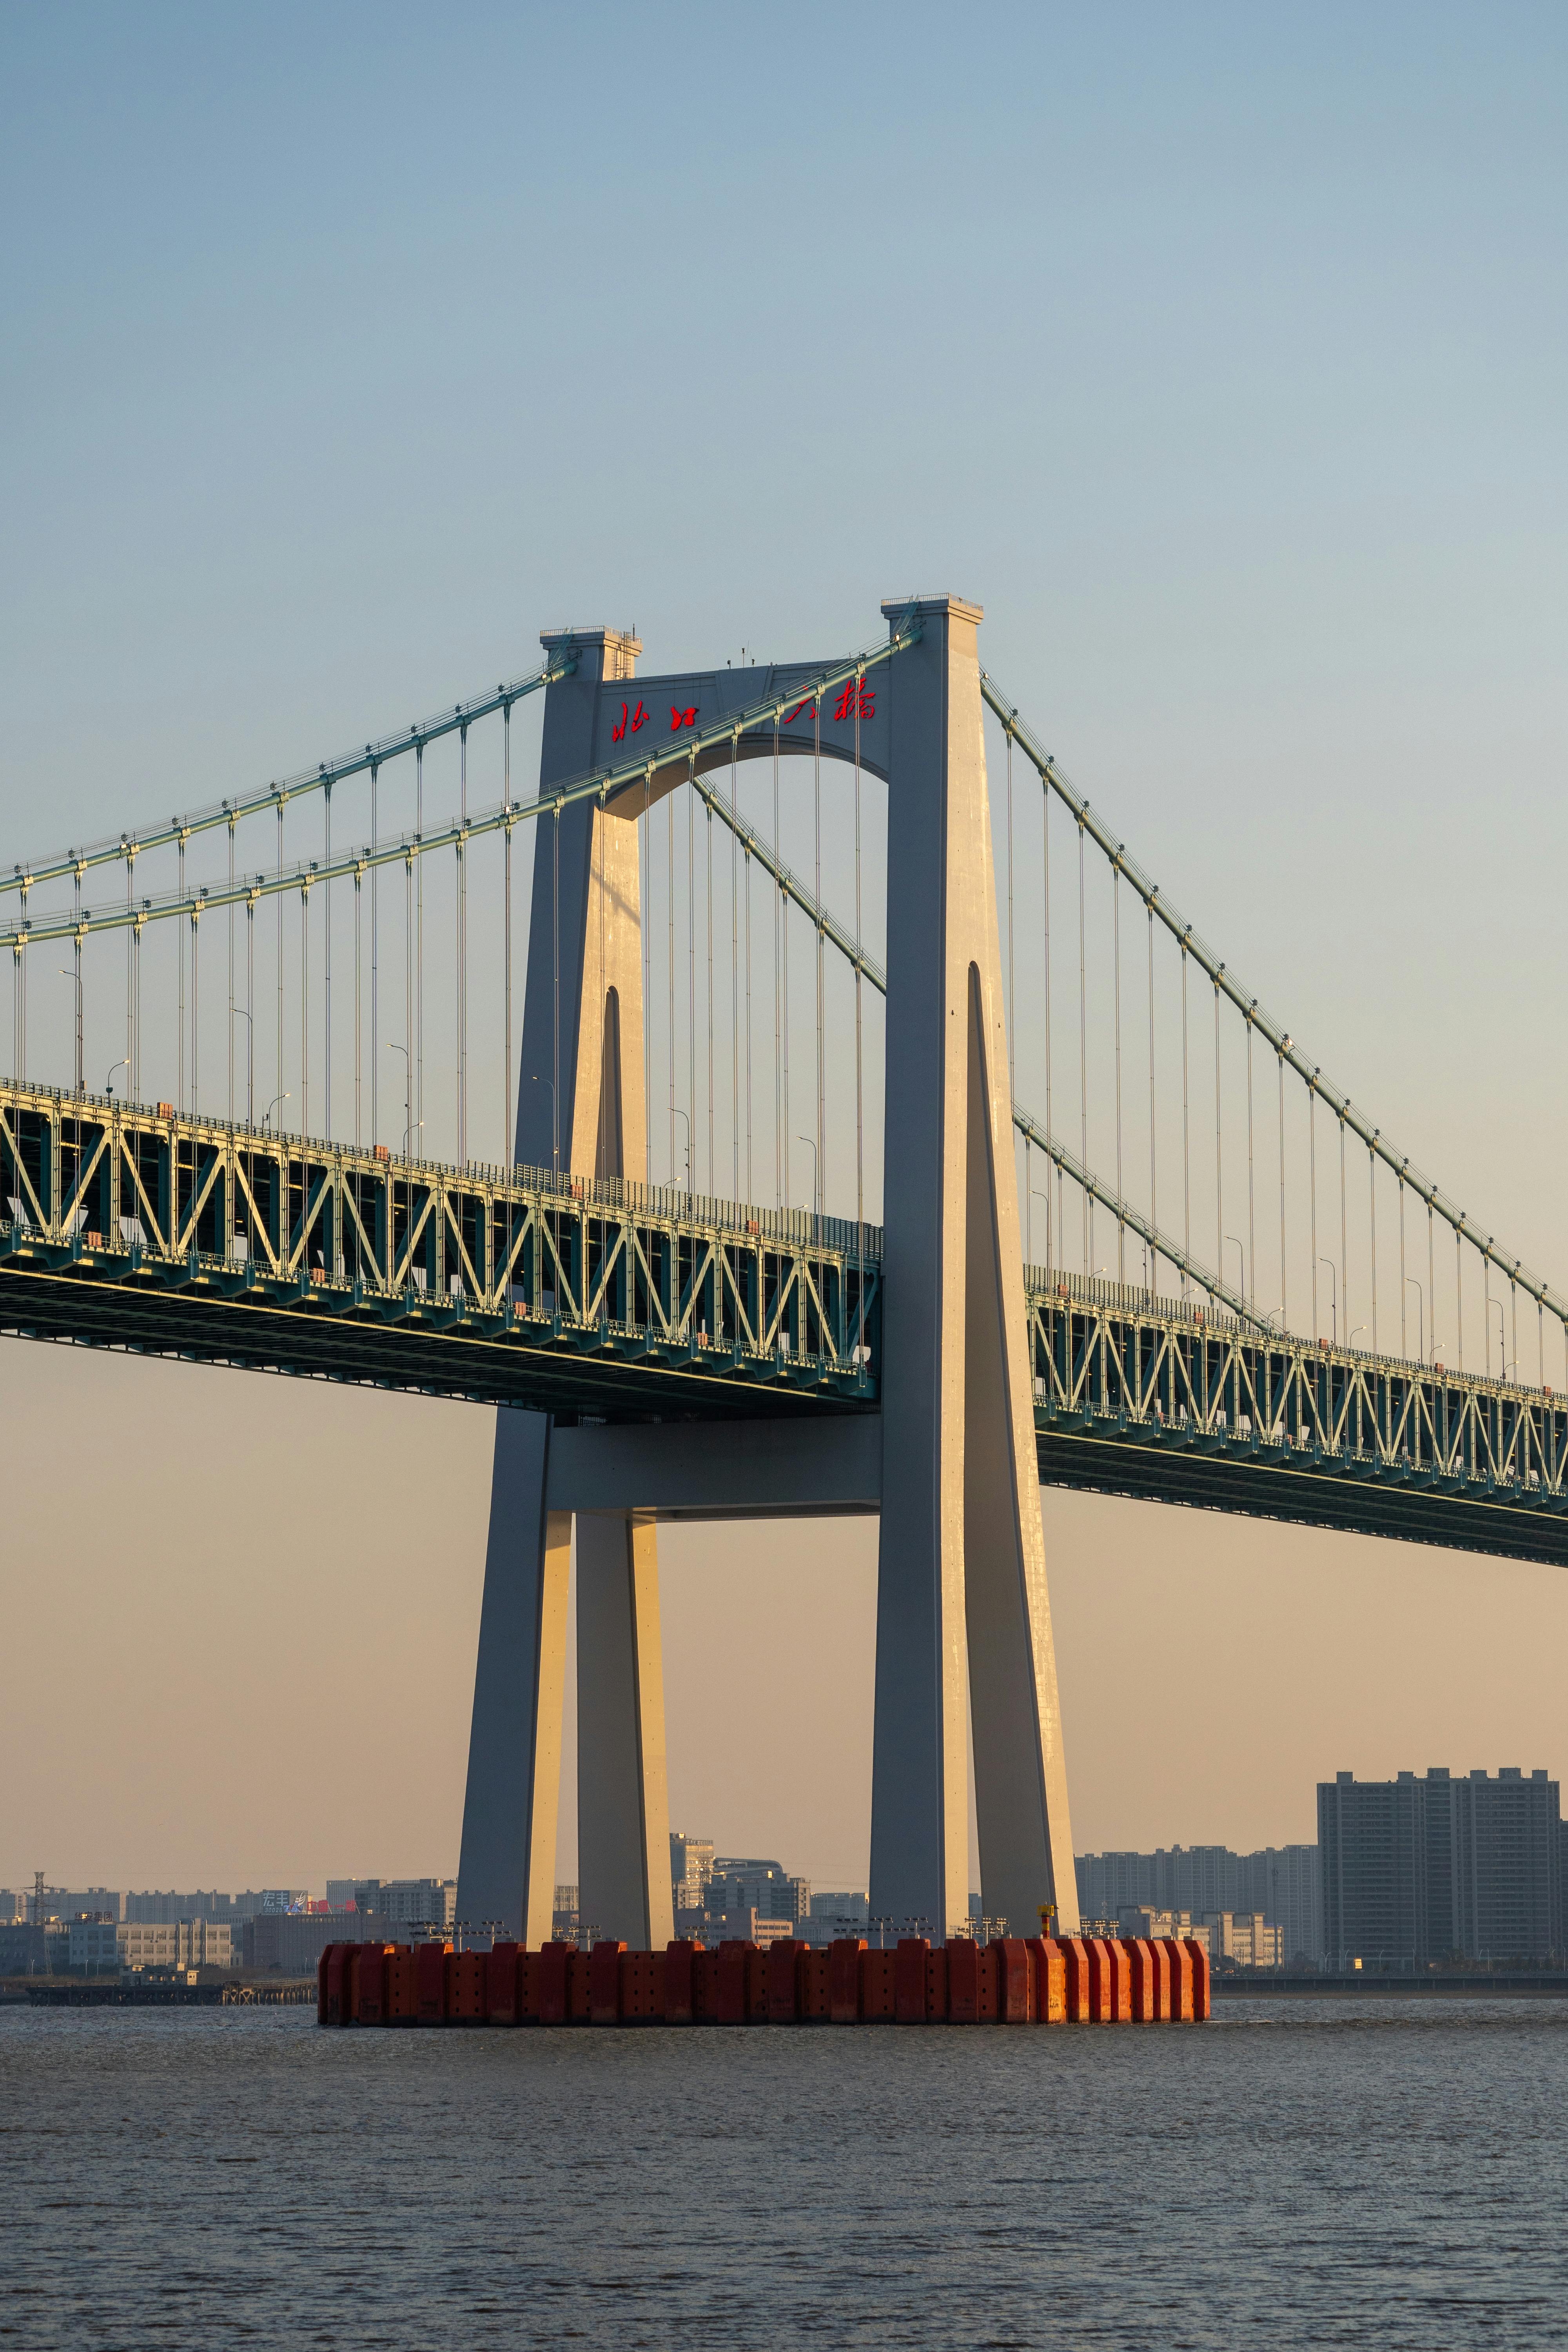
[455,600,1078,1947]
[870,595,1076,1942]
[457,624,672,1952]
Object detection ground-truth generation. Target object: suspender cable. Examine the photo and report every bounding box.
[731,734,739,1200]
[245,894,254,1128]
[1427,1194,1436,1367]
[1278,1043,1289,1326]
[404,847,414,1155]
[324,785,332,1140]
[1245,1008,1255,1312]
[1043,775,1054,1275]
[300,880,309,1138]
[1147,897,1157,1290]
[642,769,652,1185]
[125,847,134,1103]
[855,673,864,1358]
[781,735,790,1216]
[687,766,695,1197]
[1504,1279,1523,1383]
[456,826,466,1164]
[227,815,235,1123]
[458,722,468,1167]
[503,712,513,1166]
[276,801,284,1127]
[188,911,197,1121]
[354,858,362,1147]
[744,808,753,1202]
[415,741,424,1154]
[774,718,782,1210]
[177,837,186,1113]
[1309,1073,1319,1337]
[74,924,84,1099]
[706,796,713,1192]
[552,795,561,1179]
[1339,1111,1349,1343]
[1181,933,1191,1296]
[667,786,675,1188]
[1370,1134,1379,1354]
[814,698,824,1225]
[1006,728,1015,1104]
[1455,1221,1464,1374]
[1214,976,1223,1302]
[1078,817,1087,1272]
[1112,856,1123,1281]
[1399,1167,1407,1359]
[370,762,378,1149]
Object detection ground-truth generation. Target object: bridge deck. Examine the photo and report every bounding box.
[0,1080,877,1417]
[4,1080,1567,1564]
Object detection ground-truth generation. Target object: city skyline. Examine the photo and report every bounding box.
[13,1740,1564,1914]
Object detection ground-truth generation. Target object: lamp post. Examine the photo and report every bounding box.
[532,1072,560,1180]
[1319,1255,1338,1345]
[230,1006,254,1127]
[262,1092,289,1133]
[1226,1234,1245,1307]
[797,1134,818,1236]
[1405,1276,1424,1363]
[387,1044,412,1159]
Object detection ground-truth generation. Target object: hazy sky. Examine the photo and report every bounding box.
[3,3,1566,1896]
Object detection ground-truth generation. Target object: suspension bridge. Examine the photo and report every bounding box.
[4,596,1563,1951]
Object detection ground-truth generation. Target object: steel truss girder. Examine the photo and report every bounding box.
[0,1078,879,1418]
[1029,1274,1568,1566]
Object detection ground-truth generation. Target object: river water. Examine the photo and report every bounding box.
[3,1998,1564,2347]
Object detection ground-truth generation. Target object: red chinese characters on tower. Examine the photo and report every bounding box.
[670,704,699,732]
[611,700,647,744]
[832,679,875,724]
[782,682,875,728]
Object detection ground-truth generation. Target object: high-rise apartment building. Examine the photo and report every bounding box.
[1319,1768,1562,1965]
[1076,1845,1322,1961]
[352,1879,456,1931]
[710,1859,809,1925]
[669,1834,715,1914]
[51,1888,123,1923]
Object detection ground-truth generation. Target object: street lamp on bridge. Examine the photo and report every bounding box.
[1319,1256,1338,1345]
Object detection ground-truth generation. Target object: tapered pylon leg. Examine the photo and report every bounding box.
[460,626,671,1951]
[576,1511,674,1951]
[869,595,1077,1944]
[456,1412,569,1943]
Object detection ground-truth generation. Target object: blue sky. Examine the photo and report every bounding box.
[3,4,1566,1887]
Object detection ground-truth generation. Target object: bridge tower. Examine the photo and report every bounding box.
[456,626,673,1952]
[870,595,1076,1942]
[456,599,1077,1949]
